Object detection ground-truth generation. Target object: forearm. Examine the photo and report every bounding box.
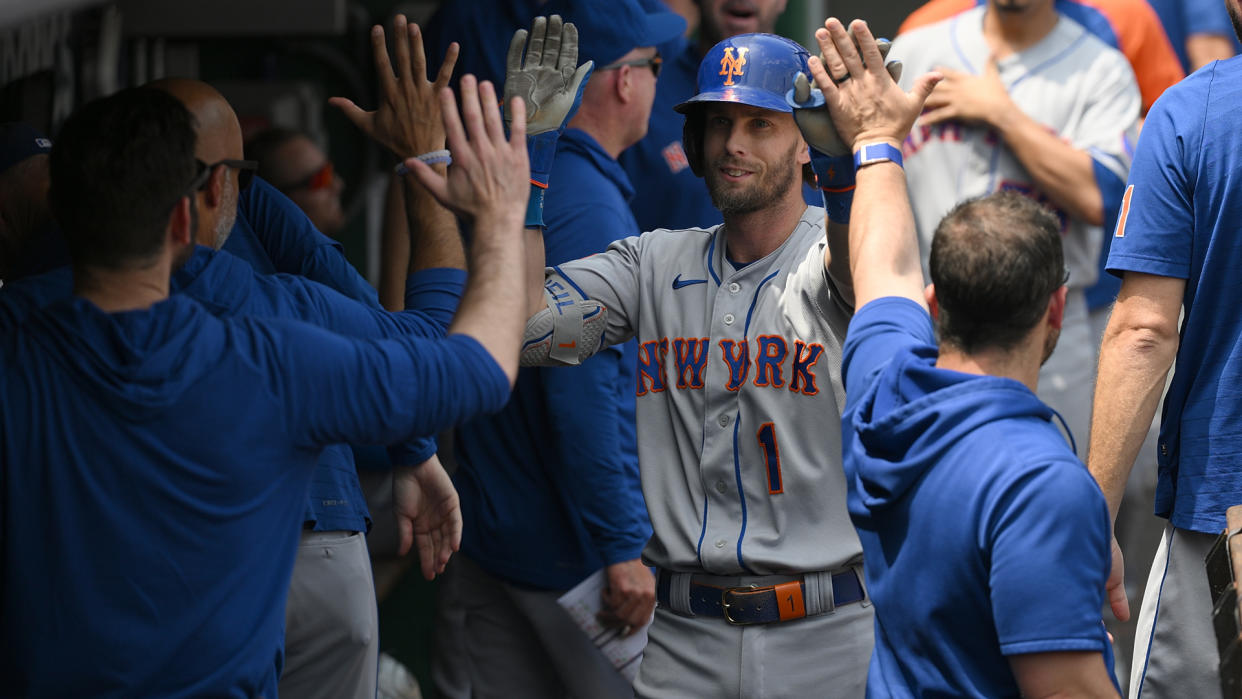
[379,174,409,310]
[849,152,925,308]
[993,107,1103,225]
[403,167,465,274]
[1088,315,1178,519]
[448,211,527,384]
[525,226,547,320]
[824,219,855,308]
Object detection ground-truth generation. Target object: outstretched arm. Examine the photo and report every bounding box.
[331,16,466,281]
[407,77,530,385]
[811,18,939,311]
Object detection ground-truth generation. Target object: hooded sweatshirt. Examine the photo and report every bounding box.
[840,296,1116,698]
[0,294,507,697]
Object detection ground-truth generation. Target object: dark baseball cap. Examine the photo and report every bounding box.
[539,0,686,68]
[0,122,52,176]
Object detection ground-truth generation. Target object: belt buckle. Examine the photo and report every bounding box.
[721,584,757,625]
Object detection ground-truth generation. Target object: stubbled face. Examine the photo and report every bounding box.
[698,0,787,45]
[701,102,805,216]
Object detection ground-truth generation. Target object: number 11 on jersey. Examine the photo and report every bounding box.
[757,422,783,494]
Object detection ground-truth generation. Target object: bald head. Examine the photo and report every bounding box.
[147,78,243,163]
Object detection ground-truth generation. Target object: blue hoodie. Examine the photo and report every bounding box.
[841,297,1116,698]
[0,292,506,696]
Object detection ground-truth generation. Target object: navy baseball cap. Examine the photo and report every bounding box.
[539,0,686,68]
[0,122,52,176]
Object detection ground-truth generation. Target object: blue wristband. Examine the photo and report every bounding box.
[810,150,855,224]
[853,142,904,170]
[525,184,546,229]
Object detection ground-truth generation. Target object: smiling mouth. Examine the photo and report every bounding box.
[723,3,757,22]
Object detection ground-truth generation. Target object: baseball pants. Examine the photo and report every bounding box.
[634,587,873,698]
[1129,524,1221,699]
[279,530,379,699]
[433,553,636,699]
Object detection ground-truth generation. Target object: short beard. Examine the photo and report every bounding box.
[1040,325,1060,366]
[706,145,799,217]
[212,179,238,250]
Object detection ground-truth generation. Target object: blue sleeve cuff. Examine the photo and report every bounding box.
[405,267,466,331]
[387,435,438,467]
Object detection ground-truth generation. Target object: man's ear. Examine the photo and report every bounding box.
[168,195,193,247]
[1047,285,1068,330]
[615,65,635,104]
[924,283,939,319]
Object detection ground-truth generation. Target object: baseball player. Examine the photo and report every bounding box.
[889,0,1141,455]
[1089,4,1242,694]
[816,18,1121,697]
[516,31,874,698]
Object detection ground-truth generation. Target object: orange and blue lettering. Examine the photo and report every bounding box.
[672,337,709,390]
[636,338,669,396]
[788,341,823,396]
[757,422,783,494]
[753,335,788,388]
[719,339,750,392]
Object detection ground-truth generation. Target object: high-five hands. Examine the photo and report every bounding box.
[808,18,941,152]
[330,14,459,160]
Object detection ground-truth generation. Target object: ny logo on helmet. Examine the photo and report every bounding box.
[719,47,749,86]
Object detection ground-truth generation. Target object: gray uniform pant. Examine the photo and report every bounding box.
[1129,524,1221,699]
[279,530,379,699]
[634,593,873,698]
[433,553,635,699]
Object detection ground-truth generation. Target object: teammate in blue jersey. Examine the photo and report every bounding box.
[0,72,530,698]
[435,4,680,696]
[1090,4,1242,695]
[811,18,1120,697]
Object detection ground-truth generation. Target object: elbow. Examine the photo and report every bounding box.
[1103,311,1179,366]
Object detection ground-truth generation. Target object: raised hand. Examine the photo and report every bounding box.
[329,15,459,159]
[504,15,593,136]
[405,75,530,227]
[809,18,940,151]
[789,38,901,158]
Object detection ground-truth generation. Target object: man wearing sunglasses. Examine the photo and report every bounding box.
[434,4,684,698]
[246,127,347,237]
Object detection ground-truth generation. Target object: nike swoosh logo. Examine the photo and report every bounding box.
[672,274,708,290]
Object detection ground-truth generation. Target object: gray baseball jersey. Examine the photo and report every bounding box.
[892,6,1140,290]
[542,205,861,575]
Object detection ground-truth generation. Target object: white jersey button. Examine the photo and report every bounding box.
[718,414,731,427]
[728,282,741,294]
[715,539,727,549]
[715,480,727,494]
[723,313,735,325]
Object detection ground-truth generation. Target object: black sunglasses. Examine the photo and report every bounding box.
[195,158,258,191]
[599,54,663,78]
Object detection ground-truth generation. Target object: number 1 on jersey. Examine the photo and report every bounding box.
[757,422,783,494]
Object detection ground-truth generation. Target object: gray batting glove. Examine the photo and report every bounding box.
[789,38,903,157]
[504,15,594,136]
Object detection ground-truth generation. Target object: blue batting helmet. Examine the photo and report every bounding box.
[675,33,811,115]
[675,33,811,177]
